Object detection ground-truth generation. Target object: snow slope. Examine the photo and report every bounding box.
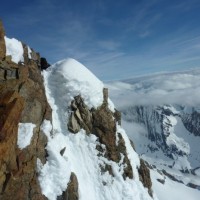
[151,168,200,200]
[39,58,155,200]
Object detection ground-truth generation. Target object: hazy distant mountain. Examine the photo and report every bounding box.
[107,70,200,199]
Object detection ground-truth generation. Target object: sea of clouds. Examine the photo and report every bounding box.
[106,69,200,108]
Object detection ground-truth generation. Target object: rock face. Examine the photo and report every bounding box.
[122,104,200,169]
[68,88,134,180]
[0,20,6,59]
[138,159,153,197]
[40,57,50,70]
[181,111,200,136]
[68,89,154,196]
[58,173,79,200]
[0,22,51,200]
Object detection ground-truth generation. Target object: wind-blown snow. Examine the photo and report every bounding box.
[4,36,24,63]
[17,123,36,149]
[39,58,154,200]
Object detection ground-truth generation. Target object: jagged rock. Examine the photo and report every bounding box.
[22,43,31,65]
[162,170,183,183]
[103,88,108,105]
[0,23,51,199]
[68,113,81,133]
[157,178,165,184]
[0,20,6,60]
[0,91,24,192]
[68,95,92,134]
[40,57,50,70]
[60,147,66,156]
[68,88,134,180]
[58,173,79,200]
[114,109,121,125]
[30,51,40,64]
[117,133,133,179]
[138,159,153,197]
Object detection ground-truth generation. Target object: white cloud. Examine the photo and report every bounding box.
[107,69,200,108]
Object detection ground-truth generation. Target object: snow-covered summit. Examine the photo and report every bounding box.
[40,58,155,200]
[46,58,114,110]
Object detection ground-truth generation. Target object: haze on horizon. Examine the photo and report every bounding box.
[1,0,200,80]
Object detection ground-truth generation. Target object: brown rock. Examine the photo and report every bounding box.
[68,88,133,180]
[58,172,79,200]
[138,159,153,197]
[22,43,29,64]
[0,29,51,199]
[0,90,24,193]
[103,88,108,105]
[68,95,92,134]
[114,109,121,125]
[0,20,6,60]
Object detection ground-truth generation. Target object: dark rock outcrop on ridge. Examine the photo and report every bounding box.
[40,57,50,70]
[68,88,134,180]
[138,159,153,197]
[68,88,154,196]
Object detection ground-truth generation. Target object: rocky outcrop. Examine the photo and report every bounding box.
[0,20,6,60]
[0,22,51,200]
[58,173,79,200]
[138,159,153,197]
[0,91,24,193]
[68,95,92,134]
[40,57,50,70]
[68,88,133,180]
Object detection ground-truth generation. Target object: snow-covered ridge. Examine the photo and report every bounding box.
[49,58,112,109]
[40,58,155,200]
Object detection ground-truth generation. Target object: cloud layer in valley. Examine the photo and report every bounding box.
[107,69,200,107]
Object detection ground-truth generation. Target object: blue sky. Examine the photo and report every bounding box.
[1,0,200,80]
